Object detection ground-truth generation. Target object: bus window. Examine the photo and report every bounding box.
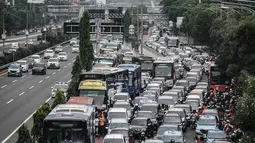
[154,64,173,77]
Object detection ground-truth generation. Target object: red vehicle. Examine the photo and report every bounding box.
[209,61,231,93]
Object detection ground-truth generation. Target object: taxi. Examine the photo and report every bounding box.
[51,82,68,97]
[196,115,219,138]
[205,130,227,143]
[162,130,186,143]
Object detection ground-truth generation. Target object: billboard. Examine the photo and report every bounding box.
[27,0,44,3]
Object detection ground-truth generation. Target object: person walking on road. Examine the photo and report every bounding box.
[99,113,106,136]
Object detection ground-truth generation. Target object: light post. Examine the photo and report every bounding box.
[12,51,15,62]
[26,3,29,47]
[140,0,144,55]
[42,13,46,43]
[2,8,6,52]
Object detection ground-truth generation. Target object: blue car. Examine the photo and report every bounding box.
[195,115,219,139]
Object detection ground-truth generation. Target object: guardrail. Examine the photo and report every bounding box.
[0,39,71,71]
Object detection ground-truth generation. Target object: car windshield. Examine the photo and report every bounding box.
[176,81,188,87]
[131,119,147,126]
[198,118,217,125]
[32,56,40,59]
[147,85,159,90]
[187,77,197,82]
[158,127,178,135]
[109,123,128,129]
[186,101,199,106]
[113,104,130,110]
[168,111,184,117]
[59,52,66,55]
[104,139,123,143]
[108,112,126,120]
[158,99,175,105]
[137,112,154,118]
[163,135,183,143]
[202,111,218,117]
[110,130,128,137]
[114,95,128,101]
[141,105,157,113]
[45,51,53,53]
[34,64,44,67]
[17,61,26,65]
[49,59,58,62]
[164,116,181,123]
[55,84,68,90]
[9,64,20,69]
[207,131,227,139]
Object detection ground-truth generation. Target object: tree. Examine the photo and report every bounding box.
[31,103,51,143]
[79,10,94,71]
[52,90,66,109]
[124,9,131,43]
[16,124,32,143]
[217,15,255,77]
[71,55,82,79]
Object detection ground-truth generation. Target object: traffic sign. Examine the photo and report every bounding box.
[1,34,6,40]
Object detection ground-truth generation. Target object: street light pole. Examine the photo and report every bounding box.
[2,9,6,52]
[26,3,29,47]
[140,0,144,55]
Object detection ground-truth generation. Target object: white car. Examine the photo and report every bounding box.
[70,38,77,45]
[55,45,63,53]
[44,49,54,59]
[47,58,60,69]
[51,82,68,97]
[25,40,34,46]
[72,44,79,53]
[17,60,28,72]
[57,52,68,61]
[31,54,41,63]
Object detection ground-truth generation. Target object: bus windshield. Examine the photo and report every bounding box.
[154,63,173,77]
[210,67,231,85]
[44,121,86,142]
[79,90,106,97]
[96,58,113,64]
[141,62,153,70]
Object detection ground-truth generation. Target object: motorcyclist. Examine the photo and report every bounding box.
[197,107,203,115]
[224,120,234,135]
[132,104,140,117]
[146,119,154,137]
[170,139,175,143]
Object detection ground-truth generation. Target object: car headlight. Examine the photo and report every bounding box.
[17,70,20,73]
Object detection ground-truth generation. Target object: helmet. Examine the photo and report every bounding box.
[170,139,175,143]
[135,104,138,107]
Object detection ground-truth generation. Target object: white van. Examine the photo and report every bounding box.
[108,108,128,121]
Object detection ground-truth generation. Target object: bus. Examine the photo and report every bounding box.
[67,96,94,105]
[117,64,141,99]
[165,36,179,48]
[43,104,95,143]
[132,56,154,75]
[209,62,231,93]
[152,59,176,89]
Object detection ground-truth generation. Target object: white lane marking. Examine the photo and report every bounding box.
[6,99,13,104]
[1,85,7,88]
[46,76,50,79]
[45,97,51,103]
[58,69,61,71]
[64,66,66,68]
[52,72,56,75]
[12,80,17,83]
[68,63,71,65]
[21,75,26,78]
[19,92,25,96]
[38,80,43,83]
[29,86,34,89]
[67,79,71,83]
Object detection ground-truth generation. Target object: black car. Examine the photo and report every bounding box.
[32,63,46,75]
[24,57,35,69]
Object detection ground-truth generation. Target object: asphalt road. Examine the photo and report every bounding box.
[0,32,41,43]
[0,44,76,143]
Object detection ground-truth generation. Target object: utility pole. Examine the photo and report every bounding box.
[26,3,29,47]
[2,9,6,52]
[96,18,101,57]
[131,6,133,24]
[140,0,144,54]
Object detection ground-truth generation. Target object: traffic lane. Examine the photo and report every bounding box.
[0,63,72,142]
[0,38,38,48]
[0,44,73,86]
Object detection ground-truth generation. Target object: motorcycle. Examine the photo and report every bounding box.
[190,116,197,130]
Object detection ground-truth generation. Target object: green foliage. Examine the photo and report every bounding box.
[67,75,80,99]
[17,124,32,143]
[217,16,255,76]
[31,103,51,142]
[52,90,66,109]
[71,55,82,79]
[79,10,94,71]
[124,9,131,42]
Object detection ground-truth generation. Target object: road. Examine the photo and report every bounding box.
[0,44,76,143]
[0,32,41,43]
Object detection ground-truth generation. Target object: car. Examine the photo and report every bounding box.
[24,57,35,69]
[195,115,219,138]
[57,52,68,61]
[142,90,158,101]
[70,38,78,46]
[72,44,79,53]
[107,118,129,134]
[32,63,46,75]
[158,96,176,108]
[145,139,163,143]
[156,124,182,140]
[44,49,54,59]
[8,63,22,77]
[186,76,198,89]
[25,40,34,46]
[31,54,41,63]
[47,58,60,69]
[206,130,227,143]
[55,45,63,53]
[137,111,157,127]
[113,101,132,120]
[103,134,125,143]
[51,82,68,97]
[109,128,130,143]
[162,130,186,143]
[113,92,130,102]
[17,60,29,72]
[167,108,188,132]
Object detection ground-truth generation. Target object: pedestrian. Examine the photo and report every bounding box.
[99,113,105,136]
